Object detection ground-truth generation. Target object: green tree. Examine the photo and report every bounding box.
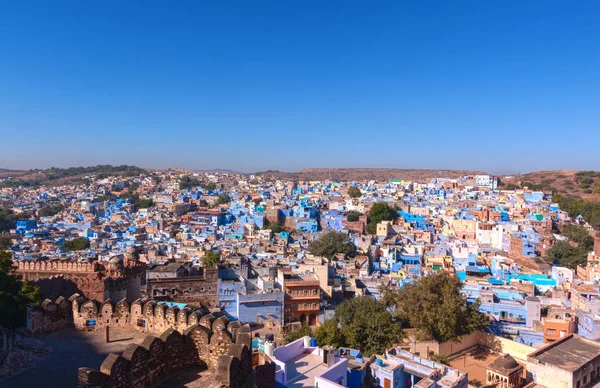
[0,236,12,250]
[562,224,594,251]
[347,186,362,198]
[308,231,357,259]
[202,251,221,267]
[215,193,231,205]
[38,204,65,217]
[0,208,27,233]
[179,176,202,190]
[283,324,313,344]
[381,272,488,343]
[544,240,587,269]
[203,182,217,191]
[430,353,450,365]
[265,222,285,233]
[314,319,346,348]
[553,194,600,230]
[62,237,90,251]
[346,211,361,222]
[0,251,40,329]
[366,202,397,234]
[317,297,403,356]
[120,193,155,209]
[93,195,113,203]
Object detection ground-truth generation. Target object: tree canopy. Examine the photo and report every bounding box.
[346,211,361,222]
[0,208,27,233]
[38,204,65,217]
[308,231,357,259]
[265,222,285,233]
[0,250,40,328]
[62,237,90,251]
[0,236,12,250]
[315,296,403,356]
[179,176,202,190]
[202,251,221,267]
[203,182,217,191]
[347,186,362,198]
[562,223,594,251]
[120,192,155,209]
[366,202,398,234]
[283,324,313,344]
[544,240,587,269]
[553,194,600,230]
[381,272,488,343]
[215,193,231,206]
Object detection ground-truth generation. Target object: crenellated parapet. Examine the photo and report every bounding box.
[78,325,271,388]
[26,293,276,387]
[28,293,246,339]
[16,260,99,273]
[14,260,146,303]
[26,295,74,334]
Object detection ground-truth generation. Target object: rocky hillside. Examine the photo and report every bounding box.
[0,165,146,188]
[501,170,600,199]
[257,168,485,182]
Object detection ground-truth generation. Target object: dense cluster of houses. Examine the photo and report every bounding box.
[2,170,600,387]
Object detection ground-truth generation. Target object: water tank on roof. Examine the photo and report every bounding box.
[311,338,317,347]
[375,358,383,367]
[264,341,275,357]
[304,336,311,348]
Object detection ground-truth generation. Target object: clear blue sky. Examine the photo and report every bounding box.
[1,1,599,173]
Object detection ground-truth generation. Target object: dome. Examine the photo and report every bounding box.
[490,354,521,373]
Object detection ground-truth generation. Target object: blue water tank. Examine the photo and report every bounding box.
[311,338,317,347]
[375,358,383,367]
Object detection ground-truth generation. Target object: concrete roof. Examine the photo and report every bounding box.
[529,334,600,372]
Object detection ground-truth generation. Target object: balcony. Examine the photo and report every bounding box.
[286,304,320,312]
[284,279,321,287]
[286,291,320,300]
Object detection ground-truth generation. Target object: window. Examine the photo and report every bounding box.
[583,376,587,384]
[547,329,556,334]
[576,380,581,388]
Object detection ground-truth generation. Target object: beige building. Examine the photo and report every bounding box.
[527,334,600,388]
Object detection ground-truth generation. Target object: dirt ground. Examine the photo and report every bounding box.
[449,347,500,388]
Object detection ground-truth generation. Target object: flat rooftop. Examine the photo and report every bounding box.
[284,352,327,388]
[530,335,600,372]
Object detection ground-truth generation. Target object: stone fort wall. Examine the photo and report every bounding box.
[77,327,273,388]
[16,260,144,302]
[29,293,235,337]
[28,294,276,388]
[0,328,51,377]
[16,260,99,273]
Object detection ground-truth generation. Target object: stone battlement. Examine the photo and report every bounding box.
[28,293,276,387]
[16,260,99,273]
[29,293,241,340]
[78,326,275,388]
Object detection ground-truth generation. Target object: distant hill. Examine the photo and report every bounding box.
[257,168,486,182]
[195,168,245,174]
[0,169,26,179]
[501,170,600,199]
[0,165,146,188]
